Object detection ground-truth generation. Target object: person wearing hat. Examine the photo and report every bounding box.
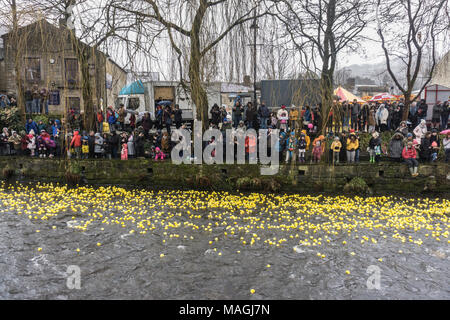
[368,131,382,163]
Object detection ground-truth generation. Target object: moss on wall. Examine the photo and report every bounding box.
[0,157,448,194]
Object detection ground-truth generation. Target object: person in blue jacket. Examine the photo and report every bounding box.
[25,118,39,134]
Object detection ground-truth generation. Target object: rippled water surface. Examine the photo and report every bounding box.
[0,182,448,299]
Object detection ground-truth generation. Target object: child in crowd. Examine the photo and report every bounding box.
[27,130,36,156]
[368,131,382,163]
[430,129,440,162]
[403,141,419,177]
[298,134,307,163]
[330,136,342,165]
[312,140,323,163]
[285,131,297,163]
[121,143,128,160]
[154,147,165,161]
[346,133,358,163]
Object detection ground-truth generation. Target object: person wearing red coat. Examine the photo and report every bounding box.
[402,141,419,177]
[70,131,82,159]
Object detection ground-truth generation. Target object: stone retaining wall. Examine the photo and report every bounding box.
[0,157,449,194]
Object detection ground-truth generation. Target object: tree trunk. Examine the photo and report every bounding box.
[80,53,95,131]
[320,71,333,136]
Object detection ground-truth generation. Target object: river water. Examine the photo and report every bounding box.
[0,182,448,300]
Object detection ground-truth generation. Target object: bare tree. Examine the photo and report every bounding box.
[377,0,449,120]
[108,0,272,131]
[270,0,369,133]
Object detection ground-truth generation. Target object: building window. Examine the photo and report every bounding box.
[65,58,79,87]
[24,57,41,81]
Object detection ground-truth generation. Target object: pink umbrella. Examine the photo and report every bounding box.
[369,93,396,101]
[440,129,450,135]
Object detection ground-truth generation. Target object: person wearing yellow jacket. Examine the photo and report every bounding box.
[330,136,342,164]
[301,129,310,150]
[289,106,299,130]
[346,132,359,163]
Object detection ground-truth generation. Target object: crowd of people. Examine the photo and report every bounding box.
[0,97,449,176]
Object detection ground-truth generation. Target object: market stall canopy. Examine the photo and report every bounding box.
[334,86,365,104]
[119,80,145,95]
[369,92,396,101]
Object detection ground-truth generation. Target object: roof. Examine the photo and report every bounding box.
[119,80,145,95]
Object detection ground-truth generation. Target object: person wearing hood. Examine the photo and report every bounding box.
[312,135,326,154]
[403,141,419,177]
[27,129,36,156]
[70,130,82,159]
[346,132,358,163]
[312,139,323,163]
[396,121,409,137]
[368,131,382,163]
[26,119,39,134]
[330,136,342,165]
[388,132,404,162]
[300,129,311,151]
[413,119,427,143]
[376,104,389,132]
[93,133,103,158]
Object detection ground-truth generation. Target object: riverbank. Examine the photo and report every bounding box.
[0,157,449,194]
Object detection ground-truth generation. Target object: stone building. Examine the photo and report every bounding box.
[0,19,126,115]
